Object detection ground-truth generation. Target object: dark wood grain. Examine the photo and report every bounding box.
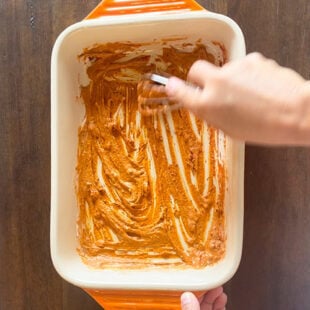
[0,0,309,309]
[224,1,310,310]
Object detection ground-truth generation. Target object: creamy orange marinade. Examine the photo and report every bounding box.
[77,39,227,269]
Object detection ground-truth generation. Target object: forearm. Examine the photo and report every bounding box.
[267,81,310,146]
[166,54,310,146]
[297,82,310,144]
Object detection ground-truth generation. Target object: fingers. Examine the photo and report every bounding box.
[201,287,226,310]
[246,52,265,62]
[165,77,204,112]
[202,286,223,304]
[165,61,222,115]
[181,292,201,310]
[181,288,227,310]
[213,293,228,310]
[188,60,219,87]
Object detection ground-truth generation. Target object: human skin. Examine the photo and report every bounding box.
[176,53,310,309]
[181,288,227,310]
[165,53,310,146]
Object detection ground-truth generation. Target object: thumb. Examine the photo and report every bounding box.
[187,60,219,87]
[181,292,200,310]
[165,77,204,112]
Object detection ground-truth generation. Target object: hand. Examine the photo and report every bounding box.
[165,53,310,145]
[181,287,227,310]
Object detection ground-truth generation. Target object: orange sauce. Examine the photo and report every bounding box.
[76,39,226,269]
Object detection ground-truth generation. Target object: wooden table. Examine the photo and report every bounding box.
[1,1,309,309]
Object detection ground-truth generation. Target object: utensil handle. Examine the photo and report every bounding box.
[86,0,205,19]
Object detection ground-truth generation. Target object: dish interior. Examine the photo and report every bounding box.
[51,12,244,290]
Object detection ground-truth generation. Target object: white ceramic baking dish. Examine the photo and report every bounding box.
[51,1,245,309]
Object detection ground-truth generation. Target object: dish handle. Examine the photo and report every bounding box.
[83,1,207,309]
[86,0,205,19]
[84,289,206,310]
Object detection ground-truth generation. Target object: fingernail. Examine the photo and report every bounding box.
[181,292,192,309]
[165,77,185,96]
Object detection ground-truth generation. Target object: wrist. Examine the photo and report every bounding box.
[295,81,310,144]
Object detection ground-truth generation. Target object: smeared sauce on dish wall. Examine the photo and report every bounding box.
[77,39,227,269]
